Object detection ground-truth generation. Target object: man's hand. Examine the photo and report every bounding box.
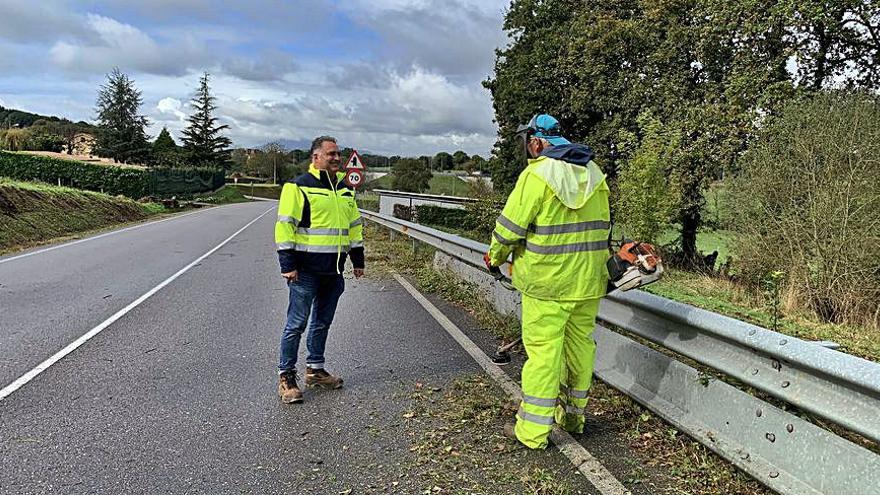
[483,253,502,278]
[282,270,299,283]
[353,268,365,278]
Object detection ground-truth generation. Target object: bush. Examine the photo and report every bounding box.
[728,92,880,327]
[28,133,65,152]
[615,114,680,244]
[415,205,471,229]
[391,158,432,192]
[0,151,224,198]
[463,198,501,238]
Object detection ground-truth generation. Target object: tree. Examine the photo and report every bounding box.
[484,0,804,263]
[93,68,152,164]
[1,128,30,151]
[230,148,249,172]
[452,150,470,168]
[28,132,65,152]
[391,158,432,192]
[432,152,454,171]
[262,142,287,184]
[153,127,181,166]
[182,72,232,169]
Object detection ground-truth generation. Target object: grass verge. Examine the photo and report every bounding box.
[0,178,159,252]
[405,375,583,494]
[227,183,282,199]
[647,269,879,361]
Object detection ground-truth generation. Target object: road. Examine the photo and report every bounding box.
[0,202,596,494]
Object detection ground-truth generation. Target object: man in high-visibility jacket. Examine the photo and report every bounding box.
[487,114,610,449]
[275,135,365,404]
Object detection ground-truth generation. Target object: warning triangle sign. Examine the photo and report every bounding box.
[345,150,366,170]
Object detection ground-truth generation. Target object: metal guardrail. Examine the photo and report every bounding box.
[361,209,880,495]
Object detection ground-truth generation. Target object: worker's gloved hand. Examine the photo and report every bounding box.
[483,253,503,279]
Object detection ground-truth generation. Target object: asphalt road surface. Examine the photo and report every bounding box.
[0,203,597,494]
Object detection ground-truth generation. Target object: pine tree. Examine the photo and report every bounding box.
[181,72,232,169]
[94,68,151,164]
[153,127,181,166]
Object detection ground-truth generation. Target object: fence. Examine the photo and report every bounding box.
[361,209,880,495]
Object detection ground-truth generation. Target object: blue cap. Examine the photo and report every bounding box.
[516,114,570,146]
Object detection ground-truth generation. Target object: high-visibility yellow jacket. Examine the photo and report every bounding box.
[489,144,610,300]
[275,164,364,275]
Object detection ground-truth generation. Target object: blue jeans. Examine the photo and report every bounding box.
[279,272,345,372]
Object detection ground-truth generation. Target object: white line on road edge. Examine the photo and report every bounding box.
[392,273,631,495]
[0,206,275,402]
[0,204,236,265]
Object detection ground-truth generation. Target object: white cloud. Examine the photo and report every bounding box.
[156,97,186,121]
[1,1,506,155]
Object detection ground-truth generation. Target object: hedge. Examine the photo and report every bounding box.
[391,204,474,229]
[0,151,225,198]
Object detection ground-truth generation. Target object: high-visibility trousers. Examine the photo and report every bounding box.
[514,295,601,449]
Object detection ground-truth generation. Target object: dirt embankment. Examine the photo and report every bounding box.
[0,179,155,252]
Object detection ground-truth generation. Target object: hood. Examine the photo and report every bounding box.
[539,143,594,166]
[530,145,605,209]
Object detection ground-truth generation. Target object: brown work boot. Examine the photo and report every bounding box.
[278,370,303,404]
[305,367,344,389]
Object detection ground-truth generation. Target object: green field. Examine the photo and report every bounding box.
[368,173,470,196]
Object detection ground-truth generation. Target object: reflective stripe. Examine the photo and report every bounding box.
[517,407,555,425]
[564,387,589,399]
[297,245,349,253]
[277,215,299,225]
[350,240,364,248]
[522,395,558,408]
[565,405,585,415]
[497,215,528,237]
[276,242,296,250]
[493,231,520,246]
[530,220,610,235]
[525,240,608,255]
[350,218,363,227]
[297,227,349,236]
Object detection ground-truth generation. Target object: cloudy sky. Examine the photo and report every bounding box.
[0,0,510,156]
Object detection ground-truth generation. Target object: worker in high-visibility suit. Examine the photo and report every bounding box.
[487,114,610,449]
[275,135,365,404]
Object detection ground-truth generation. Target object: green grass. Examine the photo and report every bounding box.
[0,178,161,252]
[427,174,468,196]
[367,173,471,196]
[646,269,880,361]
[655,228,737,265]
[227,183,283,200]
[192,185,250,204]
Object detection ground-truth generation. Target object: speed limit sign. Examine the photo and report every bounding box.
[345,168,365,189]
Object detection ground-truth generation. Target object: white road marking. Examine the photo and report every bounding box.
[0,206,275,401]
[393,273,632,495]
[0,204,236,265]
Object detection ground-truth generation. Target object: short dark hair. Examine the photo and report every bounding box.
[311,136,337,154]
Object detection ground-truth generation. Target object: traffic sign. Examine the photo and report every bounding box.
[345,169,365,189]
[345,150,366,170]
